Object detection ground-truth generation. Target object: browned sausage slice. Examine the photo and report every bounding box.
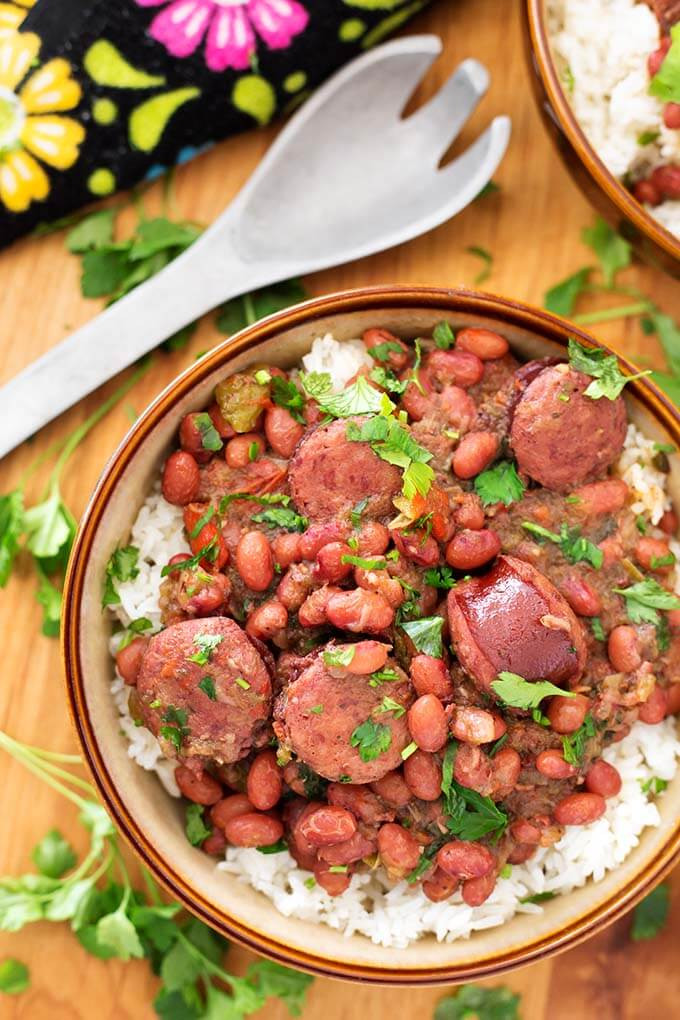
[510,364,626,492]
[274,651,413,783]
[137,617,272,763]
[288,416,402,521]
[447,555,586,692]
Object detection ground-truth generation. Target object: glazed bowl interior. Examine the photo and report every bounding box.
[63,288,680,984]
[525,0,680,275]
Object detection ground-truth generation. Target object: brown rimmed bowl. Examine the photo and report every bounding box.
[62,286,680,985]
[523,0,680,278]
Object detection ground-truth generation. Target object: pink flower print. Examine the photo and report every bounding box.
[136,0,309,73]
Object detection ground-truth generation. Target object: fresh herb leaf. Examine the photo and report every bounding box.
[637,129,660,146]
[368,340,404,363]
[631,883,670,940]
[369,365,408,394]
[301,373,389,418]
[116,617,153,652]
[340,553,387,570]
[491,671,576,710]
[185,804,211,847]
[544,267,591,317]
[641,776,668,795]
[377,696,406,719]
[198,676,217,701]
[251,506,308,532]
[102,545,140,608]
[323,646,355,668]
[368,668,400,688]
[270,376,306,424]
[350,498,369,529]
[31,830,77,879]
[36,566,63,637]
[346,413,434,499]
[649,23,680,103]
[474,460,525,507]
[441,744,508,842]
[567,338,648,400]
[216,279,307,334]
[186,633,223,666]
[0,490,25,588]
[193,412,223,452]
[522,520,603,568]
[401,616,444,658]
[581,218,631,287]
[0,958,29,995]
[188,506,215,539]
[561,714,597,766]
[257,838,288,854]
[66,209,116,253]
[466,245,493,285]
[297,763,328,800]
[520,891,556,904]
[433,321,455,349]
[160,540,216,577]
[590,617,605,642]
[423,564,457,590]
[614,578,680,625]
[350,719,392,762]
[475,180,500,200]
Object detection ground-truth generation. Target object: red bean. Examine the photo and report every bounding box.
[608,625,642,673]
[560,574,602,617]
[247,750,283,811]
[179,413,215,463]
[426,348,484,388]
[363,327,410,371]
[276,563,313,611]
[422,867,459,902]
[162,450,200,506]
[437,840,495,879]
[450,706,498,745]
[298,585,342,627]
[354,564,405,608]
[634,179,661,206]
[328,641,389,675]
[403,750,442,801]
[356,521,390,556]
[187,574,231,616]
[547,693,589,734]
[462,871,497,907]
[553,792,606,826]
[638,684,668,724]
[407,694,448,753]
[507,843,536,865]
[667,683,680,716]
[223,812,284,848]
[315,541,354,583]
[659,509,678,535]
[299,521,348,560]
[271,532,303,569]
[225,433,265,467]
[669,609,680,631]
[651,165,680,199]
[454,743,493,793]
[201,829,228,856]
[452,432,498,479]
[456,327,509,361]
[265,406,304,458]
[313,860,352,896]
[115,636,148,685]
[664,102,680,130]
[370,770,412,808]
[210,794,254,830]
[454,493,485,531]
[235,530,274,592]
[410,655,453,700]
[327,783,390,824]
[299,805,357,847]
[535,749,577,780]
[491,747,521,799]
[585,760,622,798]
[635,537,674,574]
[208,402,236,439]
[440,385,477,431]
[572,479,628,516]
[445,528,500,570]
[377,823,422,874]
[510,819,542,845]
[175,765,223,806]
[392,529,440,567]
[326,589,394,633]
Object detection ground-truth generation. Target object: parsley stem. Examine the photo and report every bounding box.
[242,292,257,326]
[141,865,163,906]
[0,735,88,810]
[20,743,83,764]
[572,301,652,326]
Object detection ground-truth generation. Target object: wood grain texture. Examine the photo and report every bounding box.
[0,0,678,1017]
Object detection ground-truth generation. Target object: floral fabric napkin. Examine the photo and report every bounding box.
[0,0,432,247]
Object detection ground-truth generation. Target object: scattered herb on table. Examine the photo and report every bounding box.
[434,984,521,1020]
[544,266,593,317]
[630,883,670,940]
[350,719,392,762]
[474,460,526,507]
[491,671,576,710]
[466,245,493,285]
[216,279,307,334]
[0,729,314,1018]
[581,217,632,287]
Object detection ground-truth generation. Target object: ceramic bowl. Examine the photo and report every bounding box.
[62,286,680,984]
[523,0,680,278]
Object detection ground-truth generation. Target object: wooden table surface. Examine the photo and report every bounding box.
[1,0,679,1017]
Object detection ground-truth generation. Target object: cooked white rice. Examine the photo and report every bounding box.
[548,0,680,237]
[108,335,680,946]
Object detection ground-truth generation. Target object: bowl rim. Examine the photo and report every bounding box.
[525,0,680,266]
[62,285,680,985]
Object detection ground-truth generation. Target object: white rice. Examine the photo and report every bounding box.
[107,334,680,946]
[548,0,680,237]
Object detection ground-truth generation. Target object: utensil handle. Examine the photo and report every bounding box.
[0,217,280,459]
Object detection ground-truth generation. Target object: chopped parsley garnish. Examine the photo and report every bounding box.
[309,705,324,715]
[401,615,444,658]
[248,441,259,461]
[350,498,369,528]
[198,675,217,701]
[488,732,509,756]
[256,838,288,854]
[187,633,224,666]
[423,564,457,590]
[369,365,408,394]
[466,245,493,285]
[590,617,605,642]
[631,884,670,941]
[440,742,508,842]
[270,375,306,423]
[102,545,140,607]
[350,719,392,762]
[368,668,400,688]
[581,217,632,288]
[637,129,659,147]
[116,616,153,651]
[636,515,647,534]
[519,891,557,905]
[651,553,676,569]
[345,413,434,499]
[185,803,211,846]
[406,839,443,883]
[377,696,406,719]
[648,22,680,103]
[298,763,328,800]
[193,412,223,452]
[641,776,668,795]
[433,321,455,349]
[159,705,191,753]
[561,714,597,766]
[160,539,217,576]
[300,372,387,418]
[304,876,317,889]
[0,958,30,996]
[340,553,387,570]
[532,709,551,727]
[613,578,680,625]
[491,671,576,710]
[323,646,355,668]
[521,520,603,569]
[188,506,215,539]
[254,369,271,385]
[218,491,290,514]
[234,677,250,690]
[368,340,404,363]
[567,338,649,400]
[401,741,418,760]
[251,506,308,532]
[328,865,348,874]
[474,460,525,508]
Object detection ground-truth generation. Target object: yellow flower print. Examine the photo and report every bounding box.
[0,0,35,40]
[0,31,85,212]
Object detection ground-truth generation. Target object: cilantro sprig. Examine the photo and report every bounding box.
[440,743,508,842]
[561,714,597,766]
[567,338,649,401]
[401,616,444,658]
[613,578,680,625]
[434,984,520,1020]
[350,719,392,762]
[522,520,603,569]
[346,413,434,499]
[474,461,525,508]
[491,671,576,710]
[631,883,670,941]
[301,373,388,418]
[649,23,680,103]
